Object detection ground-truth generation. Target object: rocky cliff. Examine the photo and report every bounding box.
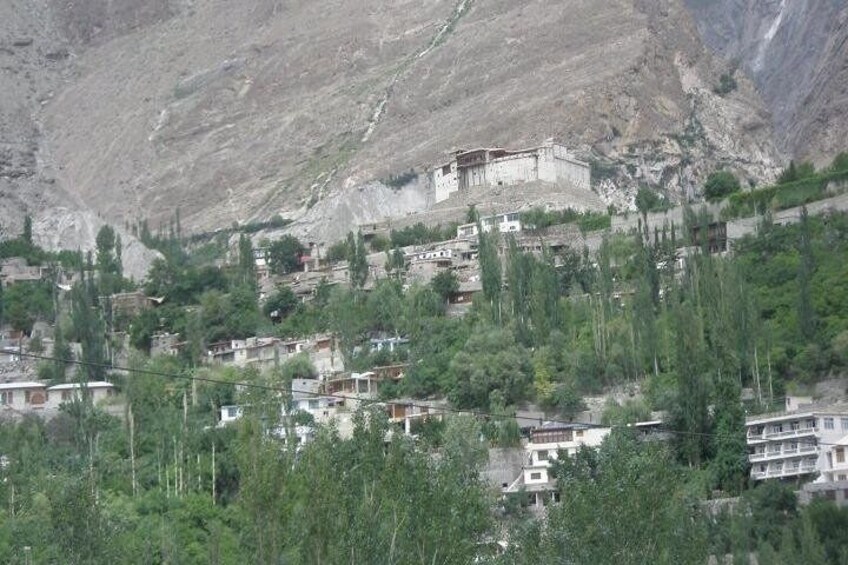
[684,0,848,164]
[0,0,802,245]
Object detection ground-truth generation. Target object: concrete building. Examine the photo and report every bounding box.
[0,381,49,413]
[432,141,590,203]
[507,422,611,507]
[746,404,848,482]
[205,334,343,377]
[456,212,522,238]
[45,381,116,410]
[0,258,44,287]
[385,399,448,435]
[822,434,848,482]
[206,337,280,370]
[799,480,848,507]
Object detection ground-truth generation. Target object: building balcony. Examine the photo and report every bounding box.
[747,426,818,443]
[749,444,818,463]
[763,427,818,440]
[751,460,818,480]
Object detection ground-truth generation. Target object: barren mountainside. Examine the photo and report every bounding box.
[2,0,840,244]
[684,0,848,164]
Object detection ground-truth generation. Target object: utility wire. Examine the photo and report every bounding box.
[15,351,848,447]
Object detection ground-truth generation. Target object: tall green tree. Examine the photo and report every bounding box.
[95,224,123,295]
[268,235,305,275]
[797,206,818,342]
[237,233,256,287]
[22,214,33,245]
[710,372,748,494]
[346,231,369,289]
[534,431,708,565]
[477,226,502,323]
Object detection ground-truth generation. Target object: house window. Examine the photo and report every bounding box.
[537,450,549,461]
[0,392,11,405]
[839,475,847,481]
[837,448,845,464]
[226,407,238,419]
[529,472,542,481]
[825,418,835,430]
[441,164,451,175]
[576,430,584,438]
[842,418,848,430]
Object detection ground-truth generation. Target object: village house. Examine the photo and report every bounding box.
[432,141,591,203]
[0,381,49,413]
[745,401,848,482]
[799,480,848,507]
[45,381,117,410]
[456,212,523,239]
[0,258,44,287]
[384,399,448,435]
[206,337,280,370]
[0,380,118,416]
[206,334,344,377]
[505,422,611,509]
[369,337,409,354]
[150,332,183,357]
[105,290,162,320]
[690,221,729,254]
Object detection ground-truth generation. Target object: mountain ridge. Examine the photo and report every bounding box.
[4,0,842,246]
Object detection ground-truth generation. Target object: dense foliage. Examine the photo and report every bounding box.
[4,195,848,562]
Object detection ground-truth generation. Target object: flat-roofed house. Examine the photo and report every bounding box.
[0,382,48,413]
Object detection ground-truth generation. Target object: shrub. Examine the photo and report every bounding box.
[713,73,738,96]
[704,171,741,201]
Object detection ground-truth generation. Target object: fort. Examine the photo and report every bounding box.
[431,140,591,203]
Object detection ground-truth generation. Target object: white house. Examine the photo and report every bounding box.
[45,381,116,410]
[206,334,344,377]
[0,382,49,413]
[746,403,848,482]
[432,141,590,203]
[456,212,522,239]
[506,422,610,509]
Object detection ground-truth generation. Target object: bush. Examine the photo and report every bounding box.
[704,171,741,201]
[713,73,737,96]
[325,240,349,263]
[368,235,391,253]
[830,152,848,173]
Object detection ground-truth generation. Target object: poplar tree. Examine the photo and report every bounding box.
[477,225,502,323]
[797,206,817,341]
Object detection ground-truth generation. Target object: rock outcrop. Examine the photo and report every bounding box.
[684,0,848,164]
[5,0,837,247]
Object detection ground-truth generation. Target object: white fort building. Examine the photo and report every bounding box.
[432,140,591,203]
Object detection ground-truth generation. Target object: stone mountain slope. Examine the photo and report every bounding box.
[5,0,785,244]
[684,0,848,164]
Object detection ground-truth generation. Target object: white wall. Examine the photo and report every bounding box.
[486,154,538,186]
[537,143,590,188]
[433,162,459,203]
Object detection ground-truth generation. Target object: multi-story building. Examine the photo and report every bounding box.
[506,422,610,508]
[746,404,848,482]
[822,435,848,483]
[432,141,590,203]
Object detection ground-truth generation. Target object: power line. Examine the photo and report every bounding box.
[14,351,848,447]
